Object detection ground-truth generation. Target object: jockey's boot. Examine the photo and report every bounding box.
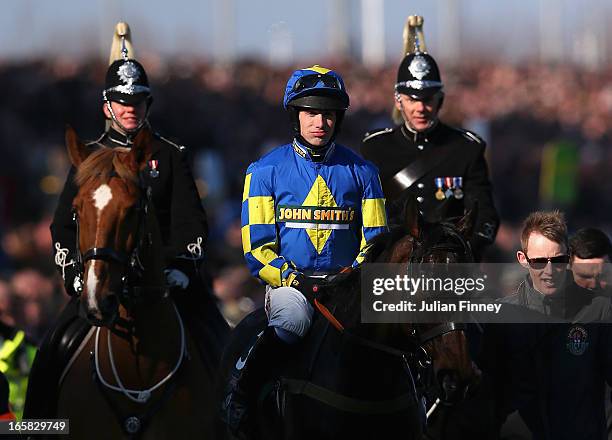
[221,326,287,437]
[23,297,91,418]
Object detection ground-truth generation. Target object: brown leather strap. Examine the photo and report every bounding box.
[280,378,416,415]
[314,299,344,332]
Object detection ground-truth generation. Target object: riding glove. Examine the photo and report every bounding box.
[290,273,323,303]
[164,269,189,289]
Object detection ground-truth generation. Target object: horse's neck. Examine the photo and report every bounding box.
[118,298,181,350]
[118,205,178,346]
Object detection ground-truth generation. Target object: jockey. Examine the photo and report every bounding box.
[221,65,388,434]
[24,23,227,418]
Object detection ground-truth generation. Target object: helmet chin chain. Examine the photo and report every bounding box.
[103,91,150,138]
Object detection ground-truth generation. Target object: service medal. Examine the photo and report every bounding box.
[453,177,464,199]
[149,160,159,178]
[444,177,454,198]
[435,178,445,200]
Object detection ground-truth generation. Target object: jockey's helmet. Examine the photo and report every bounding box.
[283,65,349,141]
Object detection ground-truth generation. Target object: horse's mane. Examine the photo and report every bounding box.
[324,220,471,327]
[75,147,138,187]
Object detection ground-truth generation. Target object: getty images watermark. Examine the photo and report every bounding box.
[361,263,612,324]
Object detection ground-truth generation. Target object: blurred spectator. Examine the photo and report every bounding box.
[569,227,612,294]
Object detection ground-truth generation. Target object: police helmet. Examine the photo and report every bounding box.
[103,59,151,106]
[395,52,443,100]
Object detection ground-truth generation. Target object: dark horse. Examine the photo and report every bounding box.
[39,127,226,439]
[216,200,480,439]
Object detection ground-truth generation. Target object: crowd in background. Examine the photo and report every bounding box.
[0,57,611,340]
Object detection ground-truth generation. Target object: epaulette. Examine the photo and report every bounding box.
[450,127,485,145]
[362,127,393,143]
[154,132,186,152]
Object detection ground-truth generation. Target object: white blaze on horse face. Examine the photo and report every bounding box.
[86,262,100,312]
[86,184,112,313]
[93,184,113,213]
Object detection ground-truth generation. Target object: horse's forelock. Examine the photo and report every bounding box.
[75,147,138,187]
[112,151,139,185]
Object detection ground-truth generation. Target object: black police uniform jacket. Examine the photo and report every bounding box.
[50,126,208,286]
[360,122,499,248]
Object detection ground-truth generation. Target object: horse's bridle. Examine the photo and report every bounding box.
[73,172,154,326]
[408,222,474,264]
[313,223,473,371]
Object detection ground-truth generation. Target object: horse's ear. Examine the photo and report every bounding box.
[402,195,420,238]
[129,128,153,170]
[456,202,478,239]
[65,125,89,167]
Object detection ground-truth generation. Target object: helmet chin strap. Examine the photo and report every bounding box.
[296,134,333,154]
[103,91,150,137]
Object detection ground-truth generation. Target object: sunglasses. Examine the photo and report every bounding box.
[525,254,570,270]
[292,74,341,93]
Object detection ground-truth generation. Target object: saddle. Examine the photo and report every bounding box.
[23,298,91,419]
[225,303,419,439]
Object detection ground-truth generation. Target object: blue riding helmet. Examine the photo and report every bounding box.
[283,65,350,111]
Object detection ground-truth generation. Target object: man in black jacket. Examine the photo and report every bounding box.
[482,211,612,440]
[360,51,499,259]
[24,40,228,418]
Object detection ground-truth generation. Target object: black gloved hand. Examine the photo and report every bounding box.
[290,273,325,303]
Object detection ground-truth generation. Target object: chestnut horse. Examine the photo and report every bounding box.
[55,128,215,439]
[217,200,480,439]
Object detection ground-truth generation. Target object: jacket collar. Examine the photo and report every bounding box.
[292,138,335,163]
[104,127,135,148]
[400,119,440,144]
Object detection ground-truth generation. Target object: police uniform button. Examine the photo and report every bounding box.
[417,183,424,189]
[416,197,424,203]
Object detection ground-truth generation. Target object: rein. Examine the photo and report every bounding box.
[309,224,470,368]
[93,302,186,404]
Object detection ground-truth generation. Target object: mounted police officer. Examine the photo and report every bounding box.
[24,23,227,418]
[360,49,499,260]
[221,65,388,436]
